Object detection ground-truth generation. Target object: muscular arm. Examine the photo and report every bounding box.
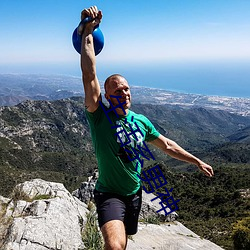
[150,134,214,177]
[80,6,102,112]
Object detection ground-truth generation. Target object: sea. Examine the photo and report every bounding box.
[1,60,249,99]
[96,61,250,99]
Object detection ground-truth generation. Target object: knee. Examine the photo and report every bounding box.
[104,239,126,250]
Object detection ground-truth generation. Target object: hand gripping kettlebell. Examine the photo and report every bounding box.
[72,16,104,55]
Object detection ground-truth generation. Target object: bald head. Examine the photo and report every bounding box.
[104,74,128,94]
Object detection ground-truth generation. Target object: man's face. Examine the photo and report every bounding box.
[105,76,131,113]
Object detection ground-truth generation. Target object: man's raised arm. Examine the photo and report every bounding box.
[80,6,102,113]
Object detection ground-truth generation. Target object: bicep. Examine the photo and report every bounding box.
[149,134,168,151]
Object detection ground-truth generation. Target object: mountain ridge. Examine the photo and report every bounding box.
[1,97,250,196]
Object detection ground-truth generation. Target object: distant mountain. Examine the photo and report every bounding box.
[205,126,250,164]
[228,126,250,143]
[1,74,249,117]
[132,104,250,149]
[209,142,250,164]
[0,74,83,106]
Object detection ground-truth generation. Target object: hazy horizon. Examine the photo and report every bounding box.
[1,60,249,99]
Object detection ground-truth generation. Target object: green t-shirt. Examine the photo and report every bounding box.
[85,103,160,196]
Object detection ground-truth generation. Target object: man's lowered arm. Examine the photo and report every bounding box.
[150,134,214,177]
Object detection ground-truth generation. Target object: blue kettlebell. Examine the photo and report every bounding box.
[72,17,104,55]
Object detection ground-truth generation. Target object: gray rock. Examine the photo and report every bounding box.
[0,179,89,250]
[72,169,98,204]
[140,191,178,222]
[127,222,224,250]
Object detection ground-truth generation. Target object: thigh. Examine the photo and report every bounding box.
[94,190,126,228]
[124,188,142,235]
[94,190,128,249]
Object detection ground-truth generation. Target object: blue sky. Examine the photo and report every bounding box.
[0,0,250,97]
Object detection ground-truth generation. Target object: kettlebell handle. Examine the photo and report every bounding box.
[77,16,99,35]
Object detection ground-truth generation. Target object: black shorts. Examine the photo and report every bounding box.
[93,187,142,235]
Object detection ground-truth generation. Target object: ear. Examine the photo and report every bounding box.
[104,93,108,101]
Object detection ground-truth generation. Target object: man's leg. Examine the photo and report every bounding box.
[101,220,127,250]
[94,190,128,249]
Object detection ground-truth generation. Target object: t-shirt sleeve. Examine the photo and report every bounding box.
[85,103,105,126]
[143,116,160,142]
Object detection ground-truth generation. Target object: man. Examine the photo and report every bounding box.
[80,6,214,250]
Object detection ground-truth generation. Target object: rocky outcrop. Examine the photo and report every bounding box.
[0,179,224,250]
[127,222,224,250]
[0,179,89,250]
[72,169,98,204]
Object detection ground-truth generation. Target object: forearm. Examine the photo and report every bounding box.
[150,135,213,176]
[81,27,96,81]
[79,15,101,112]
[163,139,202,166]
[151,135,203,166]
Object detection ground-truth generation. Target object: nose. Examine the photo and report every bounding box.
[121,89,128,97]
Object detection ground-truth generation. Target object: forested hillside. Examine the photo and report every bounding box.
[0,97,249,249]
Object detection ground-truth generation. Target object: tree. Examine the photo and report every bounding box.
[232,216,250,250]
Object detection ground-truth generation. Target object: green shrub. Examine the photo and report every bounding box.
[82,202,104,250]
[142,214,161,225]
[232,217,250,250]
